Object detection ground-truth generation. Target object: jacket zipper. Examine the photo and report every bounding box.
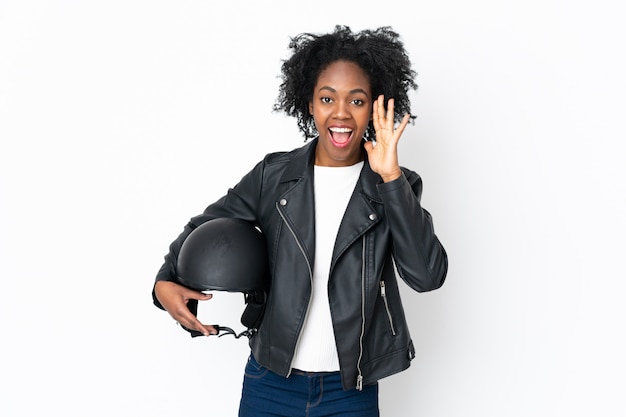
[356,235,366,391]
[380,281,396,336]
[275,202,314,378]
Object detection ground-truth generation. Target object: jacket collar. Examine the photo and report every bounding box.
[279,138,383,202]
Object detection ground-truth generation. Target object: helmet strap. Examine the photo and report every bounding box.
[240,290,267,330]
[182,290,267,339]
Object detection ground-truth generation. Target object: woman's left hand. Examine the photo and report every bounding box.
[364,95,411,182]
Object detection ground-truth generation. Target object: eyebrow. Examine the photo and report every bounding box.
[318,86,370,97]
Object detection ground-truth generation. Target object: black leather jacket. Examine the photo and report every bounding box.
[153,139,448,390]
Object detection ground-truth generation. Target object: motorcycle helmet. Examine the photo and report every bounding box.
[176,217,269,338]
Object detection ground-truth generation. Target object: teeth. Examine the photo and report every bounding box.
[329,127,353,133]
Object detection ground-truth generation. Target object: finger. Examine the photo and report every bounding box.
[379,96,388,126]
[183,288,213,302]
[374,95,394,135]
[176,307,217,336]
[394,113,411,138]
[372,95,383,131]
[182,291,215,336]
[189,319,218,337]
[363,139,374,154]
[200,324,219,336]
[386,98,396,126]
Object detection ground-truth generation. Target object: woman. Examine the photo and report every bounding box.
[153,25,448,416]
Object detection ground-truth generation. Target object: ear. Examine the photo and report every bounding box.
[308,102,313,115]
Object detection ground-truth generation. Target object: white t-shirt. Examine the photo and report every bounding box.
[290,161,364,372]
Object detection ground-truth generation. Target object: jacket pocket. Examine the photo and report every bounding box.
[379,280,396,336]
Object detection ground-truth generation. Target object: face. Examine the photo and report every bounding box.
[309,60,372,167]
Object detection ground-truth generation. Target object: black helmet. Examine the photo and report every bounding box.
[176,217,269,338]
[177,217,268,292]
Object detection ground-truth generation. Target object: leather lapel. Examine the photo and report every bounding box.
[276,140,317,265]
[331,160,383,266]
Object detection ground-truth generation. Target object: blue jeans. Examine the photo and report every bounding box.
[239,354,379,417]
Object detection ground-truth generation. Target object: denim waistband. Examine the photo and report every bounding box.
[290,368,340,377]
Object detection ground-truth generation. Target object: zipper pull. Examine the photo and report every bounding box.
[356,375,363,391]
[380,281,386,296]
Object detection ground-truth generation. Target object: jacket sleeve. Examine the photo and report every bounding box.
[152,158,267,309]
[376,169,448,292]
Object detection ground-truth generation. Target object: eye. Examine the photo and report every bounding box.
[320,97,333,104]
[351,99,365,106]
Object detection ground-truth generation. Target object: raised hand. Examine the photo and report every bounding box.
[364,95,411,182]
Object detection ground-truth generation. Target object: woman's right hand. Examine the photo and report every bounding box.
[154,280,217,336]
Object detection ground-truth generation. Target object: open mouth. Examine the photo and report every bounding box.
[329,127,353,147]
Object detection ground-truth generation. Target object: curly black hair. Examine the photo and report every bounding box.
[273,25,418,142]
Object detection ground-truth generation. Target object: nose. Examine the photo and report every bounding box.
[333,101,350,119]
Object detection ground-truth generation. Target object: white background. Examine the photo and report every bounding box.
[1,1,625,416]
